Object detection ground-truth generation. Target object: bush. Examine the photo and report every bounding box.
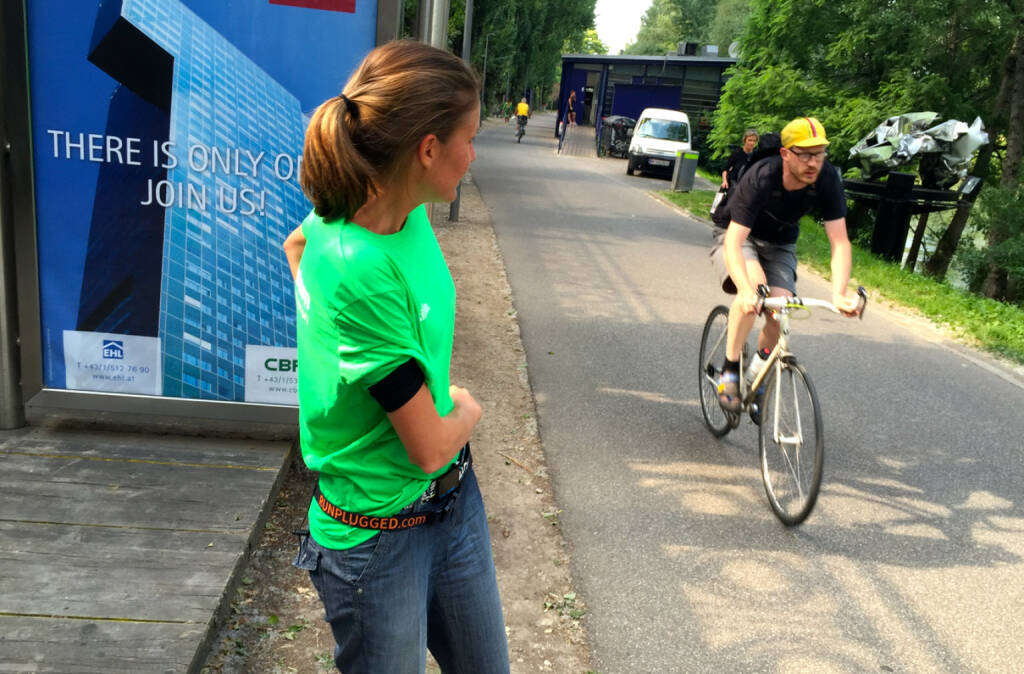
[956,184,1024,301]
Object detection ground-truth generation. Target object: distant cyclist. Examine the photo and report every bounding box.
[709,117,861,412]
[515,97,530,139]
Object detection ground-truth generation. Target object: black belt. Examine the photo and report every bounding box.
[313,444,472,530]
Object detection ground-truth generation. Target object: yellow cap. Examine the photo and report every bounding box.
[781,117,829,148]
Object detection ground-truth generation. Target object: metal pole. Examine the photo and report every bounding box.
[416,0,432,42]
[375,0,402,45]
[461,0,473,59]
[0,0,26,428]
[429,0,449,48]
[481,33,489,114]
[0,142,24,429]
[449,0,472,222]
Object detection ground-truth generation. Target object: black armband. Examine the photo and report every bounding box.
[368,358,425,412]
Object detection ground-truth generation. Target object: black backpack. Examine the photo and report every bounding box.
[712,133,818,229]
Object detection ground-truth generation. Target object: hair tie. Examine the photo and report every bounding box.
[338,93,359,119]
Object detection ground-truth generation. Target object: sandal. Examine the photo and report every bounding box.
[717,371,741,413]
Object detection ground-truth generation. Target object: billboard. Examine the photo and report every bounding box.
[25,0,375,406]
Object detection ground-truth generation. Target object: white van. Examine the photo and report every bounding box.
[626,108,691,176]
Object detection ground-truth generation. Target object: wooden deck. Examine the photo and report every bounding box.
[0,425,291,672]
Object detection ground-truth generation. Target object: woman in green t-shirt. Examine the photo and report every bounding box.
[283,40,508,673]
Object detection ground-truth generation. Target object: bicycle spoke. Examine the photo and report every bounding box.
[759,360,823,525]
[698,306,734,437]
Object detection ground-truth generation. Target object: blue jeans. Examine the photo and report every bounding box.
[293,467,509,673]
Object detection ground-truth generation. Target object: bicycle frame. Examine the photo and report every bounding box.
[739,305,792,408]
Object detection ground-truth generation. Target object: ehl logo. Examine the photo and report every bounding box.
[102,340,124,360]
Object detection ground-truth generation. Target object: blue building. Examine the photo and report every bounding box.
[557,51,737,155]
[82,0,304,401]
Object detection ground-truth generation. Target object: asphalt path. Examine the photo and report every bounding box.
[470,112,1024,674]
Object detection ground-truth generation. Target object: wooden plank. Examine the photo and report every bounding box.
[0,428,293,672]
[0,451,286,531]
[0,521,244,621]
[0,425,289,469]
[0,614,201,673]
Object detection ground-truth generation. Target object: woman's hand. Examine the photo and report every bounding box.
[449,385,482,427]
[389,384,482,474]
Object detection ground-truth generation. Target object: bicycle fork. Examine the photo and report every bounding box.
[747,312,801,446]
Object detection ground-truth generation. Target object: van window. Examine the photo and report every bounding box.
[636,118,689,143]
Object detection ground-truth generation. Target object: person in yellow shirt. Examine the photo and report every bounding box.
[514,97,529,141]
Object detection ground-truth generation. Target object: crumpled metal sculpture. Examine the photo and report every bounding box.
[849,113,989,188]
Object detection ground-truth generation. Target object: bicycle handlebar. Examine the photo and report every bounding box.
[755,284,868,319]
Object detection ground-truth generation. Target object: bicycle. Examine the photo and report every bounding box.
[515,114,527,143]
[697,285,867,525]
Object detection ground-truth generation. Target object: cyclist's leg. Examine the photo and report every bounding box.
[752,239,798,353]
[710,229,764,410]
[726,257,766,359]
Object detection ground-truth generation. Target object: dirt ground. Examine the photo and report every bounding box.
[199,174,593,673]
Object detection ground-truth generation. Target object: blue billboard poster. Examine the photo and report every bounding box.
[26,0,375,405]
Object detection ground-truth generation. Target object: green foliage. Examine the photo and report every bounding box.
[709,0,750,51]
[564,28,607,55]
[955,183,1024,293]
[402,0,596,112]
[624,0,719,55]
[467,0,597,110]
[795,214,1024,363]
[709,0,1014,167]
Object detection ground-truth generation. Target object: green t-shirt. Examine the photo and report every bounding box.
[294,204,456,549]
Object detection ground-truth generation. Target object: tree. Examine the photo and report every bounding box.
[980,24,1024,300]
[564,28,607,55]
[708,0,1024,302]
[709,0,750,52]
[623,0,719,55]
[463,0,596,112]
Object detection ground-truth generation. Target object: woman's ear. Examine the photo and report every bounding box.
[417,133,440,168]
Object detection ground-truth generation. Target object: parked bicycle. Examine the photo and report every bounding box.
[698,285,867,525]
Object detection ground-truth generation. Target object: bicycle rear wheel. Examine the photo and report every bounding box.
[758,358,823,525]
[698,305,737,437]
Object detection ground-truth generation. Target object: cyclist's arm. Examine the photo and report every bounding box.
[723,222,759,313]
[824,218,859,316]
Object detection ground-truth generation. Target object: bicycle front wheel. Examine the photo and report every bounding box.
[758,358,823,526]
[698,305,736,437]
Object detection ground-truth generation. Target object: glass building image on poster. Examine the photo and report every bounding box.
[83,0,305,401]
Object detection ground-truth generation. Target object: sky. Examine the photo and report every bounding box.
[594,0,654,54]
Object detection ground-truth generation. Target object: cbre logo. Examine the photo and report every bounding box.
[269,0,356,12]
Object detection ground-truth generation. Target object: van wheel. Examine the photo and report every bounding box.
[626,155,635,175]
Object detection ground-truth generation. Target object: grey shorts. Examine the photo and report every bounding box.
[709,227,797,294]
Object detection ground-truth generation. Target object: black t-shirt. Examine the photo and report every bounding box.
[724,147,752,186]
[718,155,847,244]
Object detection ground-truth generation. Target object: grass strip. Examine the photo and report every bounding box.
[658,189,1024,365]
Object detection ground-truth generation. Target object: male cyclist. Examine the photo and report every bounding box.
[515,97,530,136]
[710,117,861,412]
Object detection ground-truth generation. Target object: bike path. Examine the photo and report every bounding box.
[471,111,1024,673]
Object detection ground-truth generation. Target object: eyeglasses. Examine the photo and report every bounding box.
[788,148,828,164]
